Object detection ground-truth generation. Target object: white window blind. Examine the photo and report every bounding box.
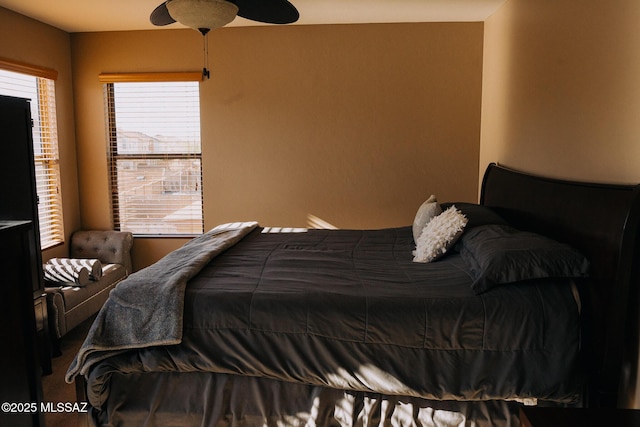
[104,80,204,236]
[0,67,65,249]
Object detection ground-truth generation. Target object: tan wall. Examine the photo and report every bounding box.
[0,7,81,260]
[481,0,640,408]
[481,1,640,185]
[72,23,484,269]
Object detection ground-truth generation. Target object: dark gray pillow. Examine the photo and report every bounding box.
[460,224,590,294]
[440,202,508,229]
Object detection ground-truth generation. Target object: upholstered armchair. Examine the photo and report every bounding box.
[44,230,133,347]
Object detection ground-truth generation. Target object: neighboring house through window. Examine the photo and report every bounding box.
[103,75,204,236]
[0,63,65,249]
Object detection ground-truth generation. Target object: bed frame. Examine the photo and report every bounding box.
[481,163,640,408]
[74,163,640,425]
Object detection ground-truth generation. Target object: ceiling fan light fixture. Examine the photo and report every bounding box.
[167,0,239,32]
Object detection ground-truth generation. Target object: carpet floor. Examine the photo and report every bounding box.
[42,316,94,427]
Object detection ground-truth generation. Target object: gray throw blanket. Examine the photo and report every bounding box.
[65,222,258,383]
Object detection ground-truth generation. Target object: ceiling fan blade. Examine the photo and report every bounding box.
[150,2,177,26]
[233,0,299,24]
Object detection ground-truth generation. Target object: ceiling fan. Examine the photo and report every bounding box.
[150,0,299,79]
[150,0,300,34]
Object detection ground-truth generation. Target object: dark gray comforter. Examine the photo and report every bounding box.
[84,226,582,414]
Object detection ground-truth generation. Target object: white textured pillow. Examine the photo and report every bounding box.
[412,195,442,243]
[413,205,468,263]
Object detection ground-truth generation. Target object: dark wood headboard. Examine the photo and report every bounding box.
[480,163,640,408]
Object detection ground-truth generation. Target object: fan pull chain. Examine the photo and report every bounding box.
[202,31,210,80]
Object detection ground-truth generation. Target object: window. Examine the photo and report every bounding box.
[104,79,204,236]
[0,65,65,249]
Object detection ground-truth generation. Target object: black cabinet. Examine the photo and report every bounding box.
[0,95,45,293]
[0,95,51,427]
[0,221,45,427]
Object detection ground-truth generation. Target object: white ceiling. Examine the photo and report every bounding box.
[0,0,506,33]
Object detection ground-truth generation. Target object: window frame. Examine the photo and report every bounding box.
[0,58,64,250]
[102,73,204,237]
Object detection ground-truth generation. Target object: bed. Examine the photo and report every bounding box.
[67,164,640,426]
